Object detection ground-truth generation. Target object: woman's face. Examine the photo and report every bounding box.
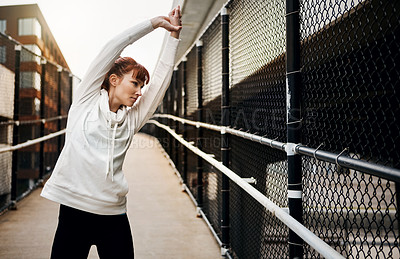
[113,70,144,107]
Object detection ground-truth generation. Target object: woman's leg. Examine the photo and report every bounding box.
[50,205,93,259]
[95,213,134,259]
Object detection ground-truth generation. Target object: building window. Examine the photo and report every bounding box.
[21,44,42,64]
[19,97,41,116]
[0,20,6,64]
[0,124,10,144]
[20,71,41,90]
[0,46,6,64]
[0,20,6,34]
[18,18,42,39]
[34,97,40,116]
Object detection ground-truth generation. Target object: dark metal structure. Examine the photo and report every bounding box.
[142,0,400,258]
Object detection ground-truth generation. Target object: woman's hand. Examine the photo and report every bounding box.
[168,6,182,39]
[151,6,182,39]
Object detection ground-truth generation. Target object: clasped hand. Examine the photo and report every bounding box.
[151,6,182,39]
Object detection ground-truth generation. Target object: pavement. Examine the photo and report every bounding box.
[0,133,221,259]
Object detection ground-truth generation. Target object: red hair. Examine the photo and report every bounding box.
[101,57,150,91]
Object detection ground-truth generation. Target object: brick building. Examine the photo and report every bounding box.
[0,4,72,199]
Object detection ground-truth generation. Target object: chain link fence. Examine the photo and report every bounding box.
[300,0,399,257]
[142,0,399,257]
[0,32,79,211]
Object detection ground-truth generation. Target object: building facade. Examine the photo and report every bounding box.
[0,4,72,200]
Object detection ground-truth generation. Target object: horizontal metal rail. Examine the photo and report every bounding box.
[296,145,400,183]
[152,114,400,183]
[153,114,287,150]
[148,119,345,259]
[0,115,68,126]
[0,129,66,154]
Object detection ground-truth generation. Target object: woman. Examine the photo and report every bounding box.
[41,6,182,259]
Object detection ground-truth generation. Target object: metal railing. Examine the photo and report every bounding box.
[0,125,66,213]
[148,119,344,259]
[148,114,400,257]
[153,114,400,183]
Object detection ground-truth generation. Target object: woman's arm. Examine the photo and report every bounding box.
[73,8,182,106]
[73,21,155,105]
[130,6,182,131]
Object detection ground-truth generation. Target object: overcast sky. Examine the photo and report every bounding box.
[0,0,174,78]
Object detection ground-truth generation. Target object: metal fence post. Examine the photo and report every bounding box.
[182,57,188,185]
[167,86,173,156]
[221,7,230,255]
[39,59,46,182]
[57,67,62,154]
[286,0,303,258]
[196,40,204,212]
[176,65,183,175]
[10,45,21,209]
[397,182,400,235]
[173,68,179,167]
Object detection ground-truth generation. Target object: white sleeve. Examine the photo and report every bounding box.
[130,35,180,132]
[73,20,154,105]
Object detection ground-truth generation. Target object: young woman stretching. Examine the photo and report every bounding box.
[41,6,182,259]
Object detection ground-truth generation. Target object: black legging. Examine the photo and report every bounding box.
[51,205,134,259]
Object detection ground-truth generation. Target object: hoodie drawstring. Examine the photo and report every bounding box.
[100,89,128,182]
[106,121,118,182]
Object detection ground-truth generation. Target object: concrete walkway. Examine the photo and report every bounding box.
[0,133,221,259]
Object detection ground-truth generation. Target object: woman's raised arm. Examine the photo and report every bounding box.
[73,21,155,105]
[131,6,182,131]
[73,6,182,106]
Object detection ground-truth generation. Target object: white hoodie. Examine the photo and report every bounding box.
[41,20,179,215]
